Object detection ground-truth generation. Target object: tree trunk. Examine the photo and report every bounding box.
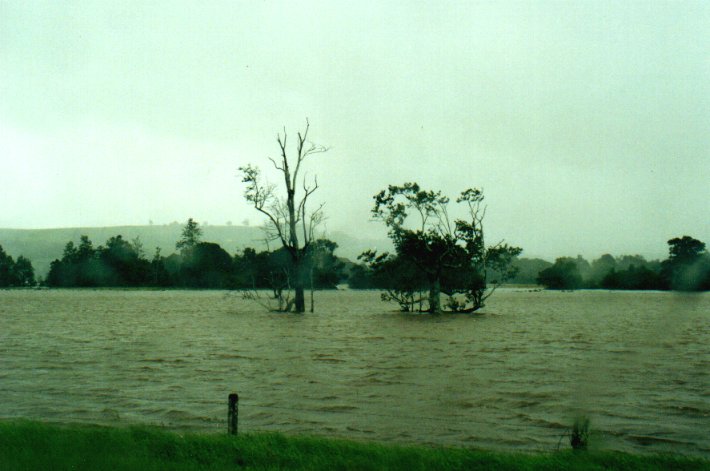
[309,266,315,313]
[292,258,306,313]
[294,286,305,312]
[428,278,441,313]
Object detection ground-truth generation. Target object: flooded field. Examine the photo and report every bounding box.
[1,289,708,455]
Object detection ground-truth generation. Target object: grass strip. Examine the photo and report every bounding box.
[0,420,708,470]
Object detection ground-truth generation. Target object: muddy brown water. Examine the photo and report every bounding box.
[1,289,708,455]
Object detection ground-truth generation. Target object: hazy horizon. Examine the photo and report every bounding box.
[0,222,687,263]
[1,1,708,262]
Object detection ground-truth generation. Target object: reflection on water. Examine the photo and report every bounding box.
[1,289,708,455]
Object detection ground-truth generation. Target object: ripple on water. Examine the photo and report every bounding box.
[0,289,708,457]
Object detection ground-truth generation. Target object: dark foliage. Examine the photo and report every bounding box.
[233,240,345,293]
[537,258,583,290]
[44,220,345,291]
[661,236,710,291]
[178,242,234,288]
[0,244,35,287]
[601,265,664,290]
[537,236,709,291]
[47,235,149,287]
[364,183,521,313]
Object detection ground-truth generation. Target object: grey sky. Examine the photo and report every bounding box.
[1,1,708,260]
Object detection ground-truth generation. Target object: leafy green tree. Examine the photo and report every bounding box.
[131,236,146,259]
[179,242,234,288]
[97,235,150,286]
[13,256,35,286]
[369,183,521,313]
[47,235,153,287]
[233,247,260,288]
[537,257,583,290]
[149,247,171,287]
[46,259,66,286]
[347,263,375,289]
[0,244,15,287]
[0,244,34,287]
[72,236,99,287]
[667,236,706,264]
[601,264,663,290]
[176,218,203,252]
[77,235,95,262]
[162,253,183,283]
[661,236,709,291]
[572,255,591,281]
[240,121,328,312]
[589,254,617,287]
[358,250,428,311]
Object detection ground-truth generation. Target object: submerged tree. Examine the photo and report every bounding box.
[358,249,427,311]
[239,120,328,312]
[366,183,521,313]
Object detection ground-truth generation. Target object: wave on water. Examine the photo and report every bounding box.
[0,289,708,456]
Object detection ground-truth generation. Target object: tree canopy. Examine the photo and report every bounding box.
[43,219,345,292]
[364,183,521,313]
[176,218,203,252]
[661,236,709,291]
[535,236,709,291]
[0,244,35,287]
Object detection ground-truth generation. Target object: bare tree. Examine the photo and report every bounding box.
[239,120,328,312]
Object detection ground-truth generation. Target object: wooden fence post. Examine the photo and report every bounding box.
[228,393,239,435]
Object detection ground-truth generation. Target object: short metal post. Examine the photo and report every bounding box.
[228,393,239,435]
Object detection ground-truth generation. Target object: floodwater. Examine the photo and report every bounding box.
[1,289,708,456]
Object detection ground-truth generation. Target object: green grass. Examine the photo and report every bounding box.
[0,420,708,470]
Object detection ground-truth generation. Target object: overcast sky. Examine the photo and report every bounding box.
[1,1,708,260]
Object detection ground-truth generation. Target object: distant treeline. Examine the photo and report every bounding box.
[43,219,345,290]
[3,226,708,293]
[533,236,710,291]
[349,235,710,292]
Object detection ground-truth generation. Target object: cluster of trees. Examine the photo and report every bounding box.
[236,122,520,313]
[13,121,705,319]
[349,183,521,313]
[4,122,520,316]
[46,219,345,291]
[0,244,35,287]
[536,236,710,291]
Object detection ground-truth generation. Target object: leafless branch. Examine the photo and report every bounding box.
[268,157,284,171]
[304,203,325,248]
